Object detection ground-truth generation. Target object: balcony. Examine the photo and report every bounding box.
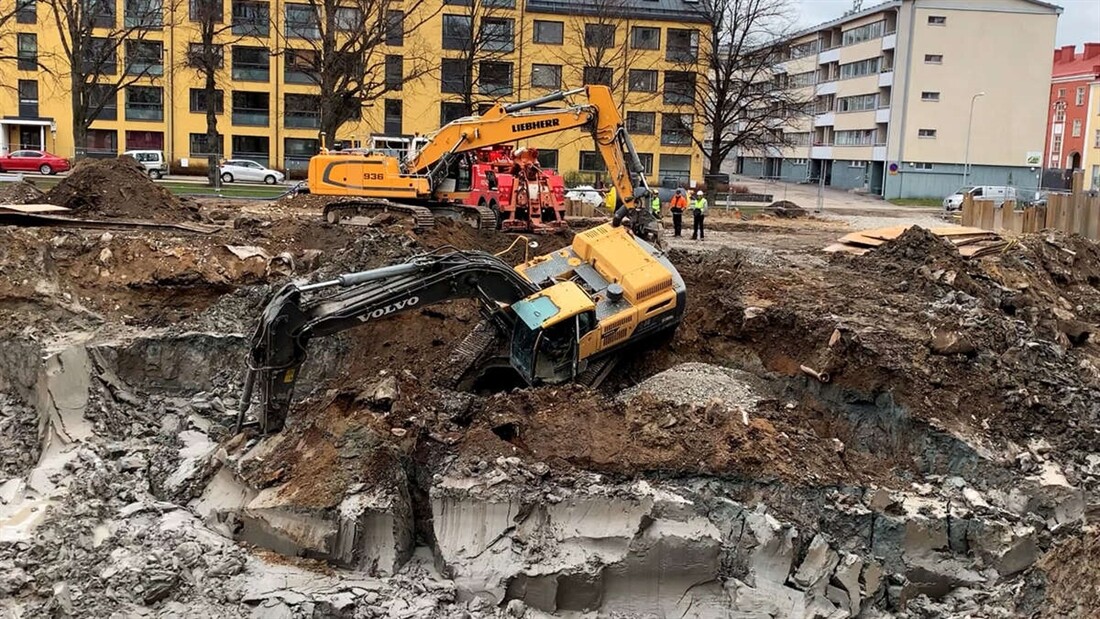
[814,112,835,127]
[872,145,887,160]
[810,145,833,159]
[232,64,269,81]
[18,101,38,118]
[232,107,269,126]
[125,103,163,121]
[818,47,840,63]
[875,108,891,123]
[232,1,269,36]
[815,81,837,96]
[878,71,894,87]
[882,33,896,50]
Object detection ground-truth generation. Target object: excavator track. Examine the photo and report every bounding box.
[575,355,618,388]
[441,321,503,388]
[432,203,498,230]
[322,200,436,230]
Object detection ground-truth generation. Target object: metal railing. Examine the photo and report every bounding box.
[125,103,163,121]
[232,108,269,126]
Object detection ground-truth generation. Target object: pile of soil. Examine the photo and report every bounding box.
[765,200,807,218]
[45,156,198,222]
[0,180,46,204]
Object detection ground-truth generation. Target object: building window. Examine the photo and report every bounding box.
[579,150,606,172]
[126,40,163,76]
[839,57,879,79]
[285,3,320,39]
[789,158,808,165]
[849,160,867,168]
[16,0,35,23]
[626,111,655,135]
[231,90,269,126]
[789,71,816,88]
[1095,129,1100,148]
[842,21,884,46]
[1072,119,1082,137]
[442,15,472,50]
[189,88,224,114]
[84,37,118,75]
[125,86,163,121]
[125,0,163,27]
[789,40,818,59]
[924,54,942,64]
[384,99,402,135]
[285,93,320,128]
[190,133,223,157]
[86,0,116,28]
[663,71,695,105]
[441,58,467,93]
[628,69,657,92]
[834,129,875,146]
[478,61,512,96]
[334,6,360,31]
[125,130,163,150]
[189,0,222,21]
[481,17,514,52]
[1054,104,1066,122]
[386,10,404,46]
[285,49,318,83]
[86,129,118,156]
[788,132,812,146]
[660,113,692,146]
[531,64,561,89]
[90,84,118,120]
[631,26,659,50]
[927,15,945,25]
[658,154,690,180]
[16,33,36,71]
[912,162,933,170]
[666,28,698,62]
[536,149,558,170]
[232,46,269,81]
[637,153,654,175]
[917,128,936,138]
[17,79,38,117]
[231,135,270,167]
[1057,88,1065,99]
[585,24,615,48]
[1077,87,1086,106]
[583,66,612,87]
[385,55,403,90]
[440,102,467,125]
[533,20,563,44]
[284,137,317,169]
[232,0,269,36]
[836,93,876,112]
[1050,134,1062,166]
[921,91,940,102]
[187,43,223,68]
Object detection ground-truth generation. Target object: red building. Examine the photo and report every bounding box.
[1045,43,1100,171]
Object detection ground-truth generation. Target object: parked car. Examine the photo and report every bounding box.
[564,185,604,207]
[943,185,1018,211]
[218,159,285,184]
[123,149,169,179]
[0,149,71,175]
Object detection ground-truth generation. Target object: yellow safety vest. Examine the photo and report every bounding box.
[651,196,661,214]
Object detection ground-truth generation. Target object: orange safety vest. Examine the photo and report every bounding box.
[669,194,688,212]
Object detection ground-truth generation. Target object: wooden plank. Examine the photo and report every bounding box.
[1000,205,1016,234]
[979,200,995,230]
[961,194,976,227]
[824,243,870,255]
[0,204,72,214]
[1087,196,1100,240]
[1045,195,1058,229]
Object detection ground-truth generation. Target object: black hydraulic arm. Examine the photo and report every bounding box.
[237,250,539,433]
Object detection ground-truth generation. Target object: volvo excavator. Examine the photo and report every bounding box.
[237,85,679,434]
[306,85,653,232]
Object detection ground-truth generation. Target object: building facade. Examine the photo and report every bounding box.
[1087,80,1100,190]
[0,0,706,183]
[1045,43,1100,189]
[734,0,1059,200]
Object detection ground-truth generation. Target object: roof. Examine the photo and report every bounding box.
[524,0,711,24]
[1052,44,1100,78]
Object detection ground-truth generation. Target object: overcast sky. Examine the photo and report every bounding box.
[795,0,1099,47]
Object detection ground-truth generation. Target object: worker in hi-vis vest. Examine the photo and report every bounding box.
[650,193,662,218]
[669,188,688,237]
[691,190,708,241]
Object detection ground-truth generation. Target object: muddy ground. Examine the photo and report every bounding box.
[1,174,1099,618]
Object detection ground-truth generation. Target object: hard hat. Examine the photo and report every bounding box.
[696,190,704,196]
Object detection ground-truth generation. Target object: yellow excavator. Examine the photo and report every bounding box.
[306,85,654,232]
[238,86,682,434]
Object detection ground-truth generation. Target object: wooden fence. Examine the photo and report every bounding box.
[960,171,1100,238]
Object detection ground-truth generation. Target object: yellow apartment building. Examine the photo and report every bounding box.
[0,0,707,183]
[1085,81,1100,190]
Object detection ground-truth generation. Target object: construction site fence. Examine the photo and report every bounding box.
[960,171,1100,238]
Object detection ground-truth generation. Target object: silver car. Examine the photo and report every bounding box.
[219,159,285,184]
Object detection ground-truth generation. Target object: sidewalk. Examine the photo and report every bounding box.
[722,174,936,213]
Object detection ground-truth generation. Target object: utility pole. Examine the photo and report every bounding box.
[963,92,985,187]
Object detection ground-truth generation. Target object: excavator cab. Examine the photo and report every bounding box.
[508,283,597,384]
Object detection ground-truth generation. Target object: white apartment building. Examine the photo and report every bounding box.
[734,0,1060,199]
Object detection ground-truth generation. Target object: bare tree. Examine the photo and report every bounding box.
[556,0,658,105]
[43,0,180,157]
[0,1,51,78]
[681,0,811,174]
[439,0,521,120]
[277,0,436,148]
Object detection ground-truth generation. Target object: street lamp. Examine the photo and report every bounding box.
[963,91,986,187]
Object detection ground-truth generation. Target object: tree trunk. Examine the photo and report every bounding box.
[205,71,219,186]
[71,75,86,160]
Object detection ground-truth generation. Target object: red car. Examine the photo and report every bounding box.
[0,149,71,175]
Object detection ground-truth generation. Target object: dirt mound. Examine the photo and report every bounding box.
[0,180,46,204]
[45,156,198,222]
[765,200,806,218]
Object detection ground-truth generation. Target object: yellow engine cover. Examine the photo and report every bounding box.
[307,153,430,198]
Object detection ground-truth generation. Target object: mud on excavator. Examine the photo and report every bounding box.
[303,85,651,232]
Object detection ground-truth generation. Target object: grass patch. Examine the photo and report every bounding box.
[888,198,943,208]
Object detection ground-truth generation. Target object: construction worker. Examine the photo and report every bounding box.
[691,190,708,240]
[650,193,662,218]
[669,188,688,237]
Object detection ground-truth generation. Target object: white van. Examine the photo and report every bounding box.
[123,150,169,179]
[943,186,1017,211]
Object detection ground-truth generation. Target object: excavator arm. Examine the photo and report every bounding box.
[237,251,539,433]
[408,86,658,239]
